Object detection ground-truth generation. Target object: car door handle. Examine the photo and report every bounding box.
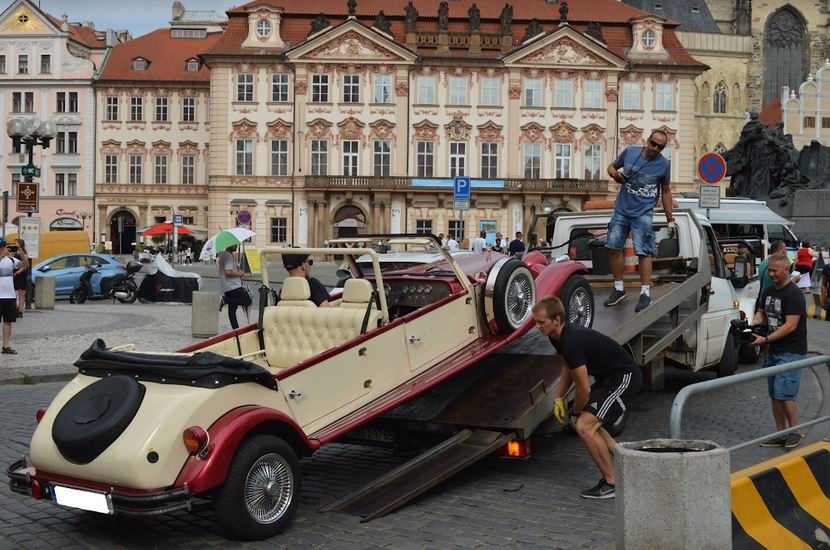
[408,335,421,344]
[288,390,303,399]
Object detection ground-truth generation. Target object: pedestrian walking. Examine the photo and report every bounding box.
[10,239,28,318]
[752,254,808,449]
[184,246,193,265]
[0,239,22,354]
[472,231,487,254]
[218,244,251,330]
[532,296,642,499]
[605,129,673,312]
[446,236,459,251]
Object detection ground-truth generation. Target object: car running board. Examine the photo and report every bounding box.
[320,428,512,521]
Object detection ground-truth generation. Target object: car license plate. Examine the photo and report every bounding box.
[52,485,113,514]
[349,427,395,443]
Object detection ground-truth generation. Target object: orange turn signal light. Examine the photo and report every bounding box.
[495,438,531,459]
[182,426,209,455]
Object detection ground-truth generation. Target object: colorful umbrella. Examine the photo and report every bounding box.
[200,227,256,260]
[140,222,195,237]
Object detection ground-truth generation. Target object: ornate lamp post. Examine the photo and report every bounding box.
[79,211,90,250]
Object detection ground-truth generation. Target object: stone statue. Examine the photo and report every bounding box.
[373,11,391,34]
[405,1,418,32]
[309,13,330,36]
[559,1,569,23]
[347,0,357,17]
[523,19,543,42]
[500,4,513,35]
[586,21,604,43]
[438,1,449,31]
[468,3,480,31]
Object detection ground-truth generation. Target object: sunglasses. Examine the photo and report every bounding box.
[304,259,314,266]
[648,139,666,151]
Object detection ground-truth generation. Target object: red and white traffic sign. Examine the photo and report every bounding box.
[236,209,252,225]
[697,153,726,184]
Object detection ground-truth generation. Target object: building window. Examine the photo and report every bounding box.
[481,76,500,106]
[523,142,541,179]
[449,76,468,105]
[655,82,674,110]
[154,155,168,184]
[713,82,728,114]
[822,117,830,129]
[155,97,169,122]
[132,58,148,71]
[481,142,499,179]
[40,54,50,74]
[584,143,602,180]
[555,79,573,108]
[554,144,572,178]
[584,80,603,109]
[129,155,143,183]
[713,143,726,154]
[18,54,27,74]
[182,97,195,122]
[270,139,288,176]
[271,73,289,102]
[342,140,359,176]
[373,74,392,103]
[310,139,328,176]
[186,59,200,72]
[415,219,433,234]
[311,74,329,102]
[270,217,287,243]
[12,92,34,113]
[641,29,656,48]
[449,142,466,177]
[373,139,391,177]
[524,78,543,107]
[416,76,436,104]
[804,116,816,128]
[237,73,254,102]
[130,97,143,121]
[54,173,77,196]
[104,155,118,184]
[56,132,78,154]
[55,175,65,195]
[257,19,271,37]
[621,82,640,110]
[416,141,434,177]
[449,220,465,241]
[0,55,6,73]
[181,155,195,184]
[106,96,119,121]
[235,139,253,176]
[343,74,360,103]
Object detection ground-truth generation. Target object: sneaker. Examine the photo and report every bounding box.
[604,289,627,307]
[219,297,226,311]
[1,347,17,355]
[580,479,615,499]
[784,432,805,449]
[759,435,788,447]
[634,293,651,312]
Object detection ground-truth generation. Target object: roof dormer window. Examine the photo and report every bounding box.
[132,58,149,71]
[641,29,656,48]
[256,19,271,37]
[186,59,200,72]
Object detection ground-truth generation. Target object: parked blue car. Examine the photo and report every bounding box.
[31,254,125,296]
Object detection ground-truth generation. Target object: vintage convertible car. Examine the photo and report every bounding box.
[8,235,593,540]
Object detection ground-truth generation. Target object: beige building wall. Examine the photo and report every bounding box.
[783,60,830,148]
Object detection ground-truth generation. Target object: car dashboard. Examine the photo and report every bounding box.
[376,276,454,319]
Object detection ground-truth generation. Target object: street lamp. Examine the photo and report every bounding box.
[79,211,90,250]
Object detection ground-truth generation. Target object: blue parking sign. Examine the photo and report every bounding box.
[453,176,471,200]
[173,214,184,225]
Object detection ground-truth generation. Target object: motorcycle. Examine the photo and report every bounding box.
[69,261,141,304]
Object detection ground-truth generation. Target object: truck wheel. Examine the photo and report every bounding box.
[214,435,300,540]
[738,343,760,364]
[69,288,86,304]
[717,334,738,377]
[560,275,594,328]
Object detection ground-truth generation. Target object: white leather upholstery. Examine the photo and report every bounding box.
[340,279,374,309]
[261,305,380,369]
[278,277,316,307]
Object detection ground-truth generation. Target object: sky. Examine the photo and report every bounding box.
[36,0,237,37]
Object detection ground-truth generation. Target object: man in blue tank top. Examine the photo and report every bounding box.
[605,130,673,312]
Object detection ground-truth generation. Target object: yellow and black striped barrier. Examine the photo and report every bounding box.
[806,298,827,320]
[731,441,830,548]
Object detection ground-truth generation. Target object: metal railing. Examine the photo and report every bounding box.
[670,355,830,451]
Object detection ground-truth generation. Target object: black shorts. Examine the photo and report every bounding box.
[0,299,17,323]
[13,273,26,291]
[584,368,642,429]
[224,287,252,307]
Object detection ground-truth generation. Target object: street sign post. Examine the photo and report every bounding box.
[697,153,726,185]
[173,214,184,225]
[17,182,39,213]
[453,176,470,212]
[21,164,40,178]
[699,184,721,210]
[237,209,252,225]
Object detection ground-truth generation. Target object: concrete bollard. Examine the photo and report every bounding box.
[33,277,56,310]
[616,439,731,550]
[191,291,220,338]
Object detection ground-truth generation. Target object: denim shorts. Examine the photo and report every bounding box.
[605,211,656,256]
[765,352,804,400]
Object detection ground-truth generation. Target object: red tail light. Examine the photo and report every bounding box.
[494,438,531,459]
[117,265,127,271]
[35,408,47,423]
[31,479,42,500]
[183,426,209,455]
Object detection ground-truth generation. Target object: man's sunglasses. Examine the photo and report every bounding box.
[304,259,314,266]
[648,139,666,151]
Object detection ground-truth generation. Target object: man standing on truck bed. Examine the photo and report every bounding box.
[605,130,673,312]
[532,296,642,499]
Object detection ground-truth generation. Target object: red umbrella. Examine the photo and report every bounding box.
[140,222,195,236]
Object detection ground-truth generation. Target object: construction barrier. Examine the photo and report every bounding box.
[731,441,830,549]
[623,233,637,273]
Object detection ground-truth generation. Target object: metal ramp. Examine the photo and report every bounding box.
[320,428,512,521]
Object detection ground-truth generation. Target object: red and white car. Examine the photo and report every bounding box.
[8,235,593,540]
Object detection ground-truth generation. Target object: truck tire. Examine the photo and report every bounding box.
[214,435,300,540]
[717,334,738,377]
[560,275,594,328]
[485,259,536,334]
[738,343,760,364]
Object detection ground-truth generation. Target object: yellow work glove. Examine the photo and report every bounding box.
[553,398,567,425]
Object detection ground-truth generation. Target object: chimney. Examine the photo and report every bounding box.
[61,13,68,31]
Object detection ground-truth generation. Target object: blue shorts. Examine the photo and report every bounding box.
[765,352,804,401]
[605,211,655,256]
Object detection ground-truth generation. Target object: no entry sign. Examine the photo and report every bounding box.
[697,153,726,184]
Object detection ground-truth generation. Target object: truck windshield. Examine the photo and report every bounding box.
[767,224,798,248]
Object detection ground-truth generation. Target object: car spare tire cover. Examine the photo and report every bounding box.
[52,375,146,464]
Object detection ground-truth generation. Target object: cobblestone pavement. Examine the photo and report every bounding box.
[0,272,827,548]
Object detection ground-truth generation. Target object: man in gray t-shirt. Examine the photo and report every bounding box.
[218,244,250,329]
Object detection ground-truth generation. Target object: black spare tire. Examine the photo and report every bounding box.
[52,375,145,464]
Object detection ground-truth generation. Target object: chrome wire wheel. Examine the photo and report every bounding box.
[506,273,534,326]
[568,285,594,327]
[244,452,295,524]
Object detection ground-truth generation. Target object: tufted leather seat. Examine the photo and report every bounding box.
[339,279,374,309]
[278,277,317,307]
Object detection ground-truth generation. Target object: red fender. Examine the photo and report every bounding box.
[173,405,318,494]
[534,259,588,299]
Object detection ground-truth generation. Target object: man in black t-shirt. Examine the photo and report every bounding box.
[508,231,526,258]
[532,296,642,499]
[282,253,330,307]
[751,254,807,449]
